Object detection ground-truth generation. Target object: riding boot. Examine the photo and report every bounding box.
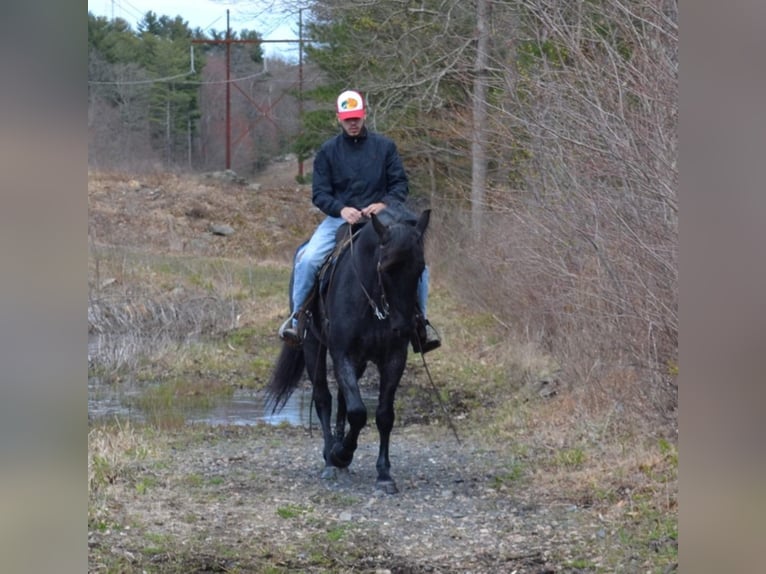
[278,313,302,347]
[412,315,441,354]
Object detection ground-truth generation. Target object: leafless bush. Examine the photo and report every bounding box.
[88,289,239,373]
[87,241,245,374]
[88,293,236,338]
[434,0,678,426]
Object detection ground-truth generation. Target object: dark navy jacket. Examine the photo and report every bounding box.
[311,127,409,217]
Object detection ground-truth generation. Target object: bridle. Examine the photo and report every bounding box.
[344,219,461,444]
[311,212,462,445]
[348,225,389,320]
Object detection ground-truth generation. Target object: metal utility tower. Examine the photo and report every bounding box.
[192,10,305,171]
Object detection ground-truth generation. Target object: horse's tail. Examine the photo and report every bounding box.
[265,343,305,414]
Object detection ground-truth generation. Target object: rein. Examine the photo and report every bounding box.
[414,347,462,445]
[347,222,460,444]
[348,224,389,320]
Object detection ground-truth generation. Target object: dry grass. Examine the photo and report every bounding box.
[88,420,159,533]
[429,294,679,569]
[88,421,154,493]
[474,380,678,570]
[88,169,319,260]
[406,283,677,560]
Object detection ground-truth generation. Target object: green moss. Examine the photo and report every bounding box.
[276,504,311,519]
[657,438,678,468]
[567,558,595,569]
[325,524,349,542]
[556,447,586,470]
[490,460,525,488]
[226,326,259,348]
[134,475,158,494]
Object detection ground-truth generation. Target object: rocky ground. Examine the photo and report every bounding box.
[88,165,677,573]
[88,422,624,574]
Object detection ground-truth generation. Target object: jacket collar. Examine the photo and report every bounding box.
[341,126,368,143]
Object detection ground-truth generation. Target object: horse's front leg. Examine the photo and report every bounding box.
[374,352,407,494]
[329,358,366,469]
[334,390,346,444]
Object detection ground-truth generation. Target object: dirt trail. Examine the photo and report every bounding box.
[89,422,605,573]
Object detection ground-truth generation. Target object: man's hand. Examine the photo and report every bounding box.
[361,202,386,217]
[340,206,363,224]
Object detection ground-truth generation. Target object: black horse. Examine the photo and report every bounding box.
[266,205,431,493]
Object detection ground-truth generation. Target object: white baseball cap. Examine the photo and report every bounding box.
[336,90,366,120]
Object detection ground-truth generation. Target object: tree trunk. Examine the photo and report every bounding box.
[165,97,171,163]
[471,0,490,239]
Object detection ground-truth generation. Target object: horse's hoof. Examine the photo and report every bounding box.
[320,466,350,481]
[375,480,399,495]
[320,466,337,480]
[330,445,354,469]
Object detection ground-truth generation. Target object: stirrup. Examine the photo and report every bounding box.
[412,318,441,354]
[278,315,302,347]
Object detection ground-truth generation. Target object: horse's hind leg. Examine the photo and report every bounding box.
[305,341,335,479]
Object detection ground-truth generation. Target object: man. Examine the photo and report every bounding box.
[278,89,441,353]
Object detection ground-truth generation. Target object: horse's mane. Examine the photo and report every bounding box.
[373,202,420,227]
[333,202,425,258]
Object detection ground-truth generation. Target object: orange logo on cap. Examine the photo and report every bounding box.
[342,97,359,110]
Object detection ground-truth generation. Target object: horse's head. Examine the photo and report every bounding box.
[370,209,431,334]
[371,209,430,273]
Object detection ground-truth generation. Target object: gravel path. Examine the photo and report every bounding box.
[88,422,608,573]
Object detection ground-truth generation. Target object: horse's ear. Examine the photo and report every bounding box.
[371,213,388,239]
[416,209,431,234]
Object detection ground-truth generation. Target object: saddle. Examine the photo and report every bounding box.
[323,222,368,300]
[293,221,366,336]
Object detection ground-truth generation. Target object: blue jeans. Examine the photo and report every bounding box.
[290,215,430,325]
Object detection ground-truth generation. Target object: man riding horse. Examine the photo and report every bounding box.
[278,89,440,353]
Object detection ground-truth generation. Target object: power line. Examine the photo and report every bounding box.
[88,68,317,86]
[88,33,307,86]
[88,71,195,85]
[200,14,225,32]
[111,0,145,24]
[87,68,279,86]
[119,0,146,18]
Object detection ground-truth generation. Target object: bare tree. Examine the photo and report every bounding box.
[300,0,677,424]
[89,50,155,170]
[471,0,490,238]
[458,0,679,423]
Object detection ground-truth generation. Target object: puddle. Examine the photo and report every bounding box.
[87,334,379,427]
[88,377,378,427]
[185,387,317,426]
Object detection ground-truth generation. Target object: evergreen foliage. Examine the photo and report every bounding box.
[88,11,265,167]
